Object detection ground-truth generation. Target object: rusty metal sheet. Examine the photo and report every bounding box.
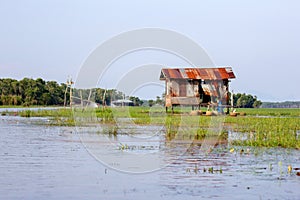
[161,68,181,79]
[225,67,236,79]
[197,68,210,80]
[161,67,235,80]
[184,68,201,79]
[218,68,230,79]
[179,68,188,79]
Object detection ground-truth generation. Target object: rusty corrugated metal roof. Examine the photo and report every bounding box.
[160,67,236,80]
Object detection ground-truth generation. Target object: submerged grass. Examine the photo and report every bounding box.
[17,108,75,126]
[10,106,300,149]
[226,116,300,148]
[236,108,300,117]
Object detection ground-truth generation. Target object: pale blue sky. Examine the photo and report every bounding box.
[0,0,299,101]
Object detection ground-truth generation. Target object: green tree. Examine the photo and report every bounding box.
[45,81,64,105]
[148,100,154,107]
[253,100,262,108]
[129,96,143,106]
[155,96,163,105]
[234,93,261,108]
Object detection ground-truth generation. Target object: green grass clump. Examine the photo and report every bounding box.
[18,108,72,118]
[226,116,300,148]
[18,108,74,125]
[95,108,114,122]
[235,108,300,117]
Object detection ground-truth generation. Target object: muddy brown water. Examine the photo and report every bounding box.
[0,115,300,200]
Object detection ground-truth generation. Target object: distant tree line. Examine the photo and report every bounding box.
[261,101,300,108]
[231,93,262,108]
[0,78,141,106]
[0,78,67,106]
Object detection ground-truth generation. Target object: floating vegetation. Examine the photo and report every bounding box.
[118,143,159,151]
[102,125,118,136]
[186,166,223,174]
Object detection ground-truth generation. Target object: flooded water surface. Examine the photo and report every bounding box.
[0,116,299,200]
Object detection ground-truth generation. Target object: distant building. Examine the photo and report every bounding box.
[111,99,134,107]
[160,67,236,112]
[87,102,99,108]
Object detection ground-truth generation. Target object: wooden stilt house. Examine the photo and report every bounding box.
[159,67,236,112]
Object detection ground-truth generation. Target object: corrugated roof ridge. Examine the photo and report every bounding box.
[161,67,235,80]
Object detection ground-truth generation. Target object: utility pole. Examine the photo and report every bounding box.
[231,90,234,111]
[64,77,74,108]
[80,90,83,107]
[102,89,107,111]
